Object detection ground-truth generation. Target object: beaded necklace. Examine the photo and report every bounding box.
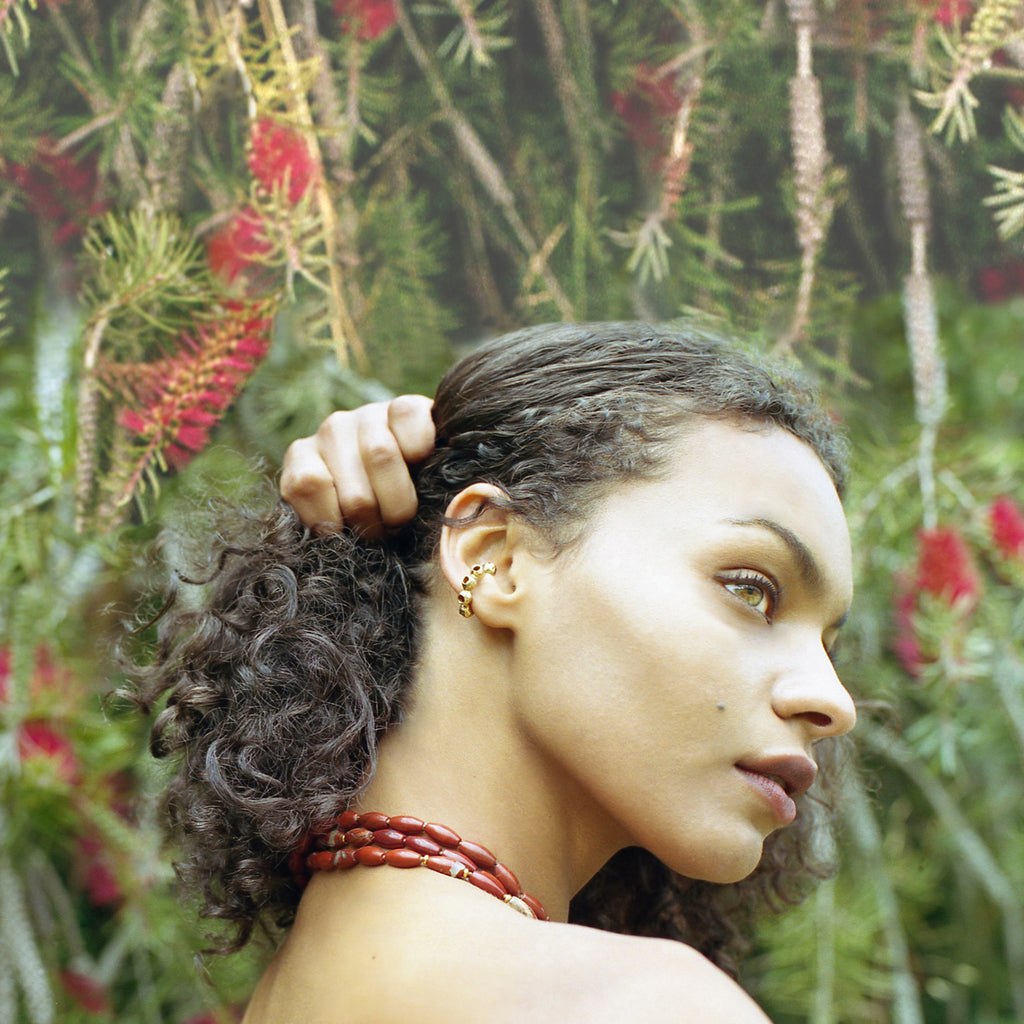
[291,811,549,921]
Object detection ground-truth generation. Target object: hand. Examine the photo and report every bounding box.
[280,395,435,537]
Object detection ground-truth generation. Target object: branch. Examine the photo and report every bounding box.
[393,0,572,318]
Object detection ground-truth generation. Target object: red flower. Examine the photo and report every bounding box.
[60,969,111,1015]
[207,208,272,285]
[915,526,981,607]
[990,496,1024,561]
[4,139,107,245]
[611,63,682,152]
[0,647,9,702]
[75,834,123,908]
[976,261,1024,303]
[334,0,396,40]
[115,306,273,474]
[893,584,926,677]
[927,0,973,26]
[18,720,81,785]
[248,119,316,204]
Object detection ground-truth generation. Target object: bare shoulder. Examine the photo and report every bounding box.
[242,875,772,1024]
[528,923,773,1024]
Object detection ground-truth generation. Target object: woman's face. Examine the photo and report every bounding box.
[506,417,856,885]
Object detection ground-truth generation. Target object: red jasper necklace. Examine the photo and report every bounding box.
[290,811,549,921]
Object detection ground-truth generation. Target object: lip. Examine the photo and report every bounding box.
[735,754,817,824]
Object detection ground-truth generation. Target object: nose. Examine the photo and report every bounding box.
[772,640,857,739]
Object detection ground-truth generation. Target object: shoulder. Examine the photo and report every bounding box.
[524,923,773,1024]
[244,875,772,1024]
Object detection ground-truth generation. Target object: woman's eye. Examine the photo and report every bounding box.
[721,573,778,620]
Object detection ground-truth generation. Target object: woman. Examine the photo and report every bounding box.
[137,321,857,1023]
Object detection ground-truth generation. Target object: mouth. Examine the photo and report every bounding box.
[735,754,818,823]
[735,754,817,798]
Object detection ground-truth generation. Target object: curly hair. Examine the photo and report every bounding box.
[130,321,852,972]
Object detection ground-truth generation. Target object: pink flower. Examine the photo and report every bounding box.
[207,208,272,284]
[334,0,396,40]
[60,969,111,1015]
[0,647,9,702]
[893,585,926,677]
[930,0,972,26]
[75,834,123,908]
[914,526,981,608]
[611,63,683,151]
[990,496,1024,561]
[18,720,81,785]
[248,119,316,204]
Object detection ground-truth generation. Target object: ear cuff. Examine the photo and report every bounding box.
[457,562,496,618]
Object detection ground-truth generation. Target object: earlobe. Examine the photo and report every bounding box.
[438,484,522,628]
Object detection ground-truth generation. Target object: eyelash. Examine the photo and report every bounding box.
[719,570,780,622]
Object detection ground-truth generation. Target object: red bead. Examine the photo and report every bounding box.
[373,829,406,849]
[335,848,357,869]
[492,862,521,894]
[389,815,426,834]
[338,810,360,828]
[344,827,374,846]
[519,893,547,921]
[439,847,477,873]
[384,848,423,868]
[404,835,441,856]
[424,822,461,847]
[360,811,391,830]
[354,845,387,866]
[306,850,335,871]
[424,855,469,879]
[457,840,497,869]
[467,870,505,900]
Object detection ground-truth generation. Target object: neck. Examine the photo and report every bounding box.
[356,604,628,921]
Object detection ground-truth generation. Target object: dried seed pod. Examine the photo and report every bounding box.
[895,98,930,228]
[785,0,817,27]
[789,74,830,252]
[903,271,946,429]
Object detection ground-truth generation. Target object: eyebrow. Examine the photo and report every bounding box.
[722,517,852,633]
[722,516,823,591]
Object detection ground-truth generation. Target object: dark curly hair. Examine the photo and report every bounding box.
[130,321,852,973]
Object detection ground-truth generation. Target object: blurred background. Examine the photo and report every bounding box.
[1,1,1023,1021]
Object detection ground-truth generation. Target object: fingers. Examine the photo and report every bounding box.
[280,435,343,531]
[387,394,435,463]
[279,396,436,537]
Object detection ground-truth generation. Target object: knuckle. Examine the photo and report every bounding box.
[280,463,331,500]
[388,394,431,422]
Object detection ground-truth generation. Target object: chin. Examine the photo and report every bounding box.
[663,835,765,885]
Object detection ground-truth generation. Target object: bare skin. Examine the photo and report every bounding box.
[257,405,856,1023]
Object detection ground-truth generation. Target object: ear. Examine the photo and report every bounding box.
[438,483,531,629]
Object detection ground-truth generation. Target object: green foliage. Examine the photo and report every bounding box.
[2,1,1024,1020]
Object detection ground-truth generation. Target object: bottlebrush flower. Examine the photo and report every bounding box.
[914,526,981,607]
[923,0,972,27]
[893,584,926,677]
[113,305,272,479]
[248,119,316,204]
[334,0,396,40]
[75,833,123,908]
[976,261,1024,303]
[17,720,81,785]
[207,207,272,285]
[989,496,1024,561]
[4,139,107,245]
[611,62,682,151]
[60,970,112,1015]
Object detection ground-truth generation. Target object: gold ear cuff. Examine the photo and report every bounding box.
[457,562,496,618]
